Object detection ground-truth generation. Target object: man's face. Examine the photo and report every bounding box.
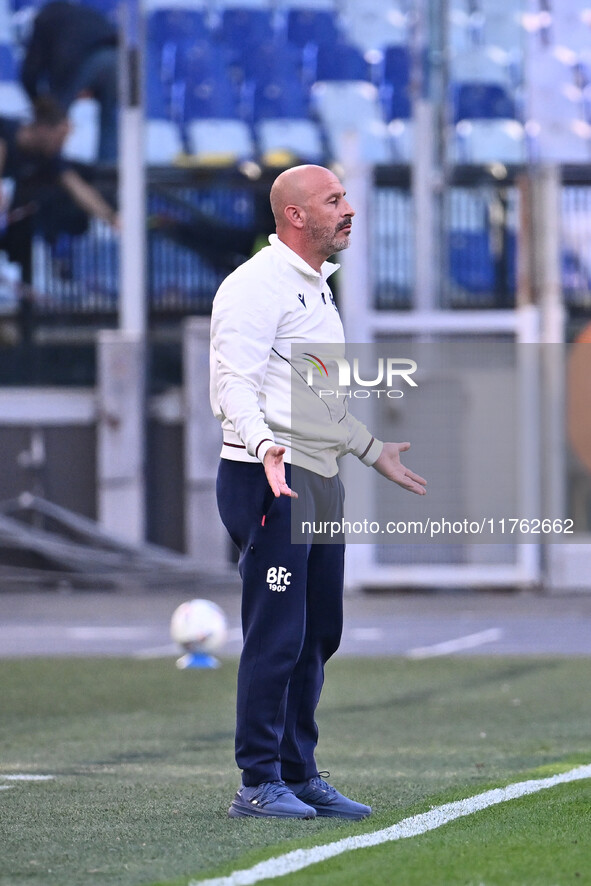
[302,173,355,259]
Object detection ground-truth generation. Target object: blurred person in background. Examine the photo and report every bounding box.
[0,96,118,286]
[20,0,118,163]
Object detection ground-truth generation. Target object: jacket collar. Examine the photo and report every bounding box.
[268,234,340,282]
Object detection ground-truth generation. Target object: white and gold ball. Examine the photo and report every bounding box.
[170,599,228,654]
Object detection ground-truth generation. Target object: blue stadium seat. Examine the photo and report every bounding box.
[174,39,229,88]
[383,44,411,87]
[146,7,210,48]
[218,7,275,50]
[183,76,240,121]
[144,53,185,162]
[382,83,412,121]
[0,42,17,80]
[452,81,516,122]
[274,0,335,7]
[145,13,213,97]
[449,231,495,293]
[0,80,30,117]
[250,75,309,121]
[274,0,336,8]
[381,45,412,120]
[315,41,371,81]
[452,118,526,164]
[9,0,44,10]
[186,117,255,165]
[226,37,305,87]
[220,0,272,7]
[285,8,340,48]
[257,118,325,164]
[312,80,393,163]
[340,3,408,52]
[449,229,516,295]
[450,48,512,86]
[145,118,184,164]
[145,53,173,120]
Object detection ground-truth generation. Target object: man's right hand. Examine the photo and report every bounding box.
[263,445,298,498]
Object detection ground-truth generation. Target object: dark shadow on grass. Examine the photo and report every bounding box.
[324,660,560,716]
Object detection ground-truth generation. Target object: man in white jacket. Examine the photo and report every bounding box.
[210,164,426,820]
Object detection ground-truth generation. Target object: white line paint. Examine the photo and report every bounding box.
[133,644,179,659]
[3,774,55,781]
[0,786,14,791]
[406,627,503,659]
[190,764,591,886]
[66,627,152,641]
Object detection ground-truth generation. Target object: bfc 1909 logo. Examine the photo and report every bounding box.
[266,566,292,592]
[302,353,418,399]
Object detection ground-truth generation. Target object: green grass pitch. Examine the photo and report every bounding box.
[0,655,589,886]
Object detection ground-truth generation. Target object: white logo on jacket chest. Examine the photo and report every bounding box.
[266,566,292,592]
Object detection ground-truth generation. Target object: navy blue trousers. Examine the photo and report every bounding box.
[216,459,345,787]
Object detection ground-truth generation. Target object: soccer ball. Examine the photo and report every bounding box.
[170,599,228,654]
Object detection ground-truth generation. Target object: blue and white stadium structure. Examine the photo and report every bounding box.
[0,0,590,594]
[2,0,591,311]
[1,1,591,167]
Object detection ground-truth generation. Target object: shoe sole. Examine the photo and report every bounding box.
[228,804,316,819]
[312,807,371,820]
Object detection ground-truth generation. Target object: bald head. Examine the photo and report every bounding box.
[269,165,355,270]
[270,165,340,229]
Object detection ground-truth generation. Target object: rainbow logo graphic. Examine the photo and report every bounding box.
[302,353,329,378]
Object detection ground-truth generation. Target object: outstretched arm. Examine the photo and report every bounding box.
[372,441,427,495]
[60,169,119,229]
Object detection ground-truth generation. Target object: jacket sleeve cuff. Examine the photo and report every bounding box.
[358,436,383,467]
[254,437,275,463]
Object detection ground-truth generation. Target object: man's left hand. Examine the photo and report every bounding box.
[373,442,427,495]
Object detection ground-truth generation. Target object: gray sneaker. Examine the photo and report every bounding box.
[286,775,372,820]
[228,780,317,819]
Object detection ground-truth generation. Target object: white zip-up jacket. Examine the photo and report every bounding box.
[209,234,383,477]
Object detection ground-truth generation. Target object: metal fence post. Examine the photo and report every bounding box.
[182,317,228,570]
[96,330,146,543]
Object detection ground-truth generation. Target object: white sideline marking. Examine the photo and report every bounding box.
[406,627,503,659]
[133,643,179,659]
[66,627,152,641]
[190,764,591,886]
[3,774,55,781]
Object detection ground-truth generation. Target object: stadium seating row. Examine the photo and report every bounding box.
[2,0,591,164]
[1,0,590,311]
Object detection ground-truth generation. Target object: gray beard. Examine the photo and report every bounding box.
[308,222,351,257]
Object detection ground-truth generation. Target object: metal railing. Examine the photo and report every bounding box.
[2,164,591,328]
[25,167,272,321]
[373,164,591,314]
